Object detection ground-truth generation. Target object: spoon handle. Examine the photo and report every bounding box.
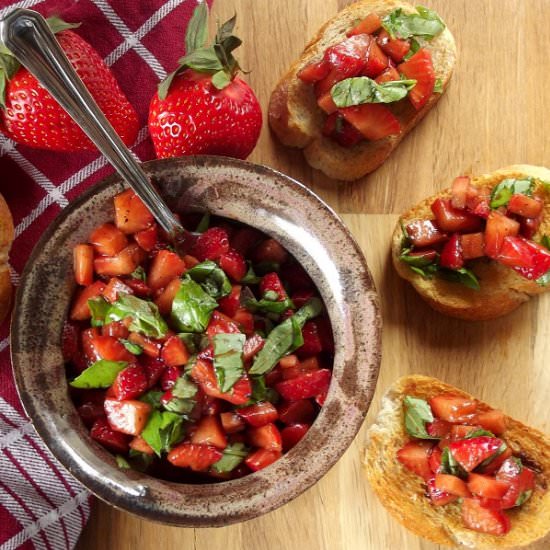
[0,8,187,243]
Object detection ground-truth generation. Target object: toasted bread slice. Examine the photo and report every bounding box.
[364,375,550,548]
[268,0,457,181]
[0,193,14,324]
[392,165,550,321]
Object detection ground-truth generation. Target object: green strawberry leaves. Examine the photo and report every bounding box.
[158,6,243,99]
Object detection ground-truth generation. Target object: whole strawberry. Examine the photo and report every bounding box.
[148,6,262,160]
[0,17,138,152]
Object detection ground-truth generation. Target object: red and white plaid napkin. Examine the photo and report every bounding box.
[0,0,211,547]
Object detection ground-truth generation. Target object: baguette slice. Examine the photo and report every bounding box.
[392,165,550,321]
[364,375,550,548]
[268,0,457,181]
[0,193,13,324]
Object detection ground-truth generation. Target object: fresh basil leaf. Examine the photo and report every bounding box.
[515,489,533,507]
[172,375,198,400]
[400,222,412,248]
[120,339,143,355]
[245,295,295,315]
[88,297,110,327]
[490,178,534,208]
[403,396,436,439]
[177,333,202,354]
[439,267,480,290]
[70,360,127,389]
[476,442,508,471]
[140,390,163,409]
[441,447,467,479]
[241,263,261,284]
[186,260,232,298]
[212,442,248,473]
[163,396,196,415]
[213,333,246,392]
[381,6,445,40]
[433,78,443,93]
[141,410,185,457]
[332,76,416,108]
[536,270,550,286]
[254,261,280,275]
[130,266,147,281]
[185,3,208,54]
[127,449,154,472]
[195,212,210,233]
[171,277,217,332]
[541,235,550,250]
[249,298,323,375]
[115,455,131,469]
[107,294,168,338]
[409,263,439,279]
[248,375,279,404]
[464,429,495,439]
[399,251,438,268]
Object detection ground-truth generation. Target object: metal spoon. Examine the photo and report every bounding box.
[0,8,194,251]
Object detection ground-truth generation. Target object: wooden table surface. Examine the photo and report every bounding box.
[77,1,550,548]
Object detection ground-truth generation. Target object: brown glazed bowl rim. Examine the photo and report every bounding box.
[11,155,381,526]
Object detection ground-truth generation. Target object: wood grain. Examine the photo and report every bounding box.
[77,1,550,548]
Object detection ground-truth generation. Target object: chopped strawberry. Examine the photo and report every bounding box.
[317,92,338,115]
[62,321,80,363]
[81,327,102,364]
[347,13,382,36]
[191,415,227,449]
[254,239,289,265]
[484,211,520,258]
[220,411,246,434]
[281,423,310,452]
[278,399,316,425]
[192,227,230,261]
[114,190,154,234]
[129,435,154,455]
[238,402,278,427]
[248,423,282,451]
[507,194,543,218]
[123,277,151,298]
[461,498,511,535]
[161,336,189,367]
[398,48,435,110]
[160,365,181,391]
[284,262,314,291]
[243,333,265,362]
[89,223,128,256]
[322,34,371,82]
[94,244,145,277]
[449,436,505,472]
[128,332,161,358]
[77,400,105,427]
[467,473,510,499]
[466,186,491,218]
[297,59,331,83]
[134,224,158,252]
[361,41,390,78]
[167,442,223,471]
[154,278,181,315]
[451,176,472,209]
[497,458,536,509]
[218,285,241,317]
[90,417,130,453]
[102,277,133,304]
[427,477,458,506]
[431,199,483,233]
[219,248,247,281]
[259,272,286,300]
[73,244,94,286]
[377,29,410,63]
[232,308,254,335]
[479,447,512,475]
[282,356,320,381]
[104,398,151,436]
[405,219,448,248]
[315,388,328,407]
[92,335,134,362]
[439,233,464,270]
[275,369,331,401]
[474,410,507,435]
[340,103,401,140]
[426,418,452,438]
[460,233,485,260]
[245,448,281,472]
[428,446,443,474]
[397,440,434,481]
[375,66,400,84]
[296,321,323,357]
[498,236,550,280]
[148,250,186,291]
[435,473,471,497]
[206,310,241,338]
[323,114,364,147]
[291,290,315,308]
[429,394,477,423]
[112,364,148,401]
[140,356,166,388]
[70,281,106,321]
[450,424,483,440]
[231,227,263,256]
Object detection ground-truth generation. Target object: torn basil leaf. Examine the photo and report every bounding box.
[141,410,185,457]
[490,178,534,209]
[403,396,436,439]
[464,429,495,439]
[195,212,210,233]
[433,78,443,93]
[441,447,467,479]
[171,277,217,332]
[177,333,203,354]
[241,263,261,284]
[381,6,445,40]
[213,333,246,392]
[186,260,232,298]
[515,490,533,507]
[106,294,168,338]
[115,455,131,469]
[409,263,439,279]
[70,359,127,389]
[120,339,143,355]
[245,295,295,315]
[130,266,147,281]
[212,442,249,473]
[88,297,110,327]
[536,270,550,287]
[140,390,163,409]
[476,442,508,471]
[331,76,417,108]
[541,235,550,250]
[250,375,279,404]
[399,249,438,268]
[439,267,480,290]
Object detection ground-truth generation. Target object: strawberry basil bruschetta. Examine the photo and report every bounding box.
[268,0,456,181]
[392,165,550,320]
[64,190,334,481]
[364,376,550,548]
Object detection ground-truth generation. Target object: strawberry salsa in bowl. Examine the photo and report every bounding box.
[11,156,381,525]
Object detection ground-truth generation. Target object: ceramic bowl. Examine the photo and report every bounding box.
[11,156,381,526]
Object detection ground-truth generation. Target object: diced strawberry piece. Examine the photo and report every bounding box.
[467,473,510,499]
[281,423,310,452]
[232,308,254,335]
[238,402,279,427]
[199,394,222,416]
[428,446,443,474]
[275,369,331,401]
[285,262,314,291]
[375,66,400,84]
[340,103,401,140]
[183,254,200,268]
[248,423,283,452]
[479,447,512,475]
[102,277,133,304]
[450,424,483,440]
[93,335,134,362]
[167,442,223,471]
[405,219,448,248]
[439,233,464,270]
[499,464,536,509]
[451,176,472,209]
[140,356,165,388]
[231,227,263,256]
[154,278,181,316]
[460,233,485,260]
[160,365,181,391]
[279,354,299,369]
[112,364,148,401]
[77,400,105,427]
[431,198,483,233]
[465,186,491,218]
[129,435,154,455]
[89,223,128,256]
[245,448,282,472]
[161,335,189,367]
[324,34,371,77]
[450,436,505,472]
[405,249,439,264]
[429,394,477,423]
[317,91,338,115]
[243,333,265,362]
[192,227,230,261]
[484,211,520,258]
[461,498,511,535]
[134,224,158,252]
[315,388,328,407]
[278,399,316,425]
[498,236,550,280]
[377,29,410,63]
[478,497,505,511]
[220,411,246,434]
[191,415,227,449]
[254,239,289,265]
[396,440,434,481]
[435,473,472,497]
[128,332,161,358]
[507,194,543,218]
[398,48,435,110]
[123,277,151,298]
[474,410,507,435]
[515,239,550,280]
[219,248,247,281]
[327,115,365,147]
[113,189,154,234]
[361,41,390,78]
[104,398,151,436]
[90,417,130,453]
[282,356,321,381]
[347,13,382,36]
[62,321,80,363]
[74,244,94,286]
[94,244,145,277]
[427,477,458,505]
[70,281,106,321]
[148,250,186,291]
[81,327,102,364]
[298,59,331,83]
[206,310,241,338]
[218,285,241,317]
[297,321,324,358]
[426,418,452,438]
[291,290,315,308]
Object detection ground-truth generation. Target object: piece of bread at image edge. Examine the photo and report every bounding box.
[363,375,550,548]
[391,165,550,321]
[0,193,14,324]
[268,0,457,181]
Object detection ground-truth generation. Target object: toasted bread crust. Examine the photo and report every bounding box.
[268,0,457,181]
[0,193,14,324]
[364,375,550,548]
[392,165,550,321]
